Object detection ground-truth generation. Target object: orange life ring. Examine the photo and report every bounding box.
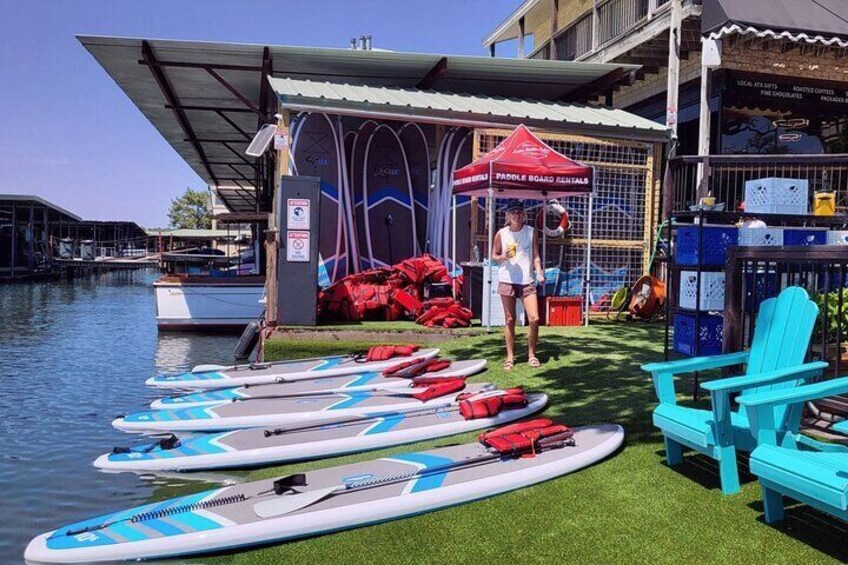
[535,201,570,238]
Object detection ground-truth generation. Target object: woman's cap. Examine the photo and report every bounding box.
[504,199,526,213]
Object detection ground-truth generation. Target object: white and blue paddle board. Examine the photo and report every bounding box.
[145,348,440,390]
[114,383,494,433]
[151,359,486,410]
[30,425,623,562]
[96,391,547,472]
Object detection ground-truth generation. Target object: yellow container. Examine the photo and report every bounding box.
[814,192,836,216]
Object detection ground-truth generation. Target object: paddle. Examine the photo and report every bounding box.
[253,429,576,519]
[190,353,352,374]
[230,378,475,403]
[261,389,510,437]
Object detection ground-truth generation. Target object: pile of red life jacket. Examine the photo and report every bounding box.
[416,298,473,328]
[364,344,420,361]
[382,357,452,378]
[479,419,573,456]
[318,254,473,328]
[458,388,528,420]
[408,377,467,401]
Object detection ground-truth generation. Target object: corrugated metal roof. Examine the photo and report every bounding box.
[269,77,669,140]
[0,194,82,222]
[77,36,647,189]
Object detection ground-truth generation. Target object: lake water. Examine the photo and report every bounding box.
[0,271,240,561]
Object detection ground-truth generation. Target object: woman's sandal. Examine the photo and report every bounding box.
[528,356,541,368]
[503,359,515,371]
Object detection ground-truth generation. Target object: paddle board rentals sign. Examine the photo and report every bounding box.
[287,231,310,262]
[287,198,310,230]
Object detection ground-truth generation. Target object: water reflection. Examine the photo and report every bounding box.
[0,271,241,561]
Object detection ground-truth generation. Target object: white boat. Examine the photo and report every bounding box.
[154,275,265,331]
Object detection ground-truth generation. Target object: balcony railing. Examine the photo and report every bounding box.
[533,0,699,63]
[665,154,848,217]
[554,13,593,61]
[597,0,649,45]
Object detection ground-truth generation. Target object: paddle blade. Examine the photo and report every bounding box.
[253,486,337,518]
[191,364,228,373]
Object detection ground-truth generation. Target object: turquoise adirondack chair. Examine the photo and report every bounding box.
[642,287,826,494]
[739,376,848,523]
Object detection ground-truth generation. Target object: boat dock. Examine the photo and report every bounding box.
[1,194,155,282]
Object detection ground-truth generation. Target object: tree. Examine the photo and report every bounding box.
[168,188,212,229]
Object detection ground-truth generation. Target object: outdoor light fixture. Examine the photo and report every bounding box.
[246,123,278,157]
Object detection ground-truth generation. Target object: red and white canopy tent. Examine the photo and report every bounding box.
[452,124,595,328]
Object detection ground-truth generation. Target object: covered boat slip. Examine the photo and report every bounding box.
[78,36,668,323]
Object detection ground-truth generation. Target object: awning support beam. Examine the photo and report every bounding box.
[417,57,448,90]
[215,110,251,140]
[205,68,262,115]
[141,40,219,185]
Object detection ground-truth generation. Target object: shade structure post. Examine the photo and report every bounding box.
[451,194,457,299]
[584,192,594,327]
[486,186,495,332]
[541,195,547,299]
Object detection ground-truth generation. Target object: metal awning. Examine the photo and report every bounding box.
[0,194,82,222]
[78,35,646,191]
[703,0,848,47]
[215,185,259,214]
[268,77,669,141]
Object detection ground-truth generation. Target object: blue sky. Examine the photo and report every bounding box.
[0,0,520,227]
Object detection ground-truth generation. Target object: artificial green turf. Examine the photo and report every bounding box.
[190,322,846,564]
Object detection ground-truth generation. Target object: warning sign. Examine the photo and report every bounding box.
[286,231,310,262]
[287,198,310,230]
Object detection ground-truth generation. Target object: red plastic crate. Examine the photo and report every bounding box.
[546,297,583,326]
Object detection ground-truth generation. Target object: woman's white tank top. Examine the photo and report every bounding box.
[498,225,534,285]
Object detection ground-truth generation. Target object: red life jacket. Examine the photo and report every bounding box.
[457,388,527,420]
[364,344,420,362]
[382,358,452,378]
[479,419,573,456]
[409,377,466,401]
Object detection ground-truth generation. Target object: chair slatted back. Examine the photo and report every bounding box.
[740,287,819,424]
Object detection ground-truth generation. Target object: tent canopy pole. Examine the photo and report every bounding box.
[585,192,593,327]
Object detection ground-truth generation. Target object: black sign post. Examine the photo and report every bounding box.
[277,175,321,326]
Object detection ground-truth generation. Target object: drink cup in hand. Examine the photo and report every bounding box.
[506,242,517,259]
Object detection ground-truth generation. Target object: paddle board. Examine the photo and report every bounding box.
[145,348,440,390]
[361,124,418,267]
[150,359,486,410]
[292,113,347,282]
[114,383,494,433]
[398,122,430,253]
[30,425,623,562]
[96,392,547,472]
[350,120,379,270]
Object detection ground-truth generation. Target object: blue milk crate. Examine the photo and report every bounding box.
[783,228,826,246]
[673,313,724,356]
[675,226,738,266]
[744,270,779,309]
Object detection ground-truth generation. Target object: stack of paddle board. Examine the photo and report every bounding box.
[100,349,551,472]
[25,345,624,563]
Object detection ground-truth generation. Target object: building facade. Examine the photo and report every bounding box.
[486,0,848,159]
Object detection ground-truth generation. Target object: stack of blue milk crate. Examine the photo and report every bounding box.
[673,225,737,356]
[671,176,826,357]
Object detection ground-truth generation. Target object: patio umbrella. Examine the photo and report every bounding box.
[452,124,595,329]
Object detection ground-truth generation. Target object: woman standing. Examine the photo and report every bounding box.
[491,200,544,371]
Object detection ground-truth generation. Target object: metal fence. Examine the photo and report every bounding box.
[723,246,848,419]
[665,154,848,218]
